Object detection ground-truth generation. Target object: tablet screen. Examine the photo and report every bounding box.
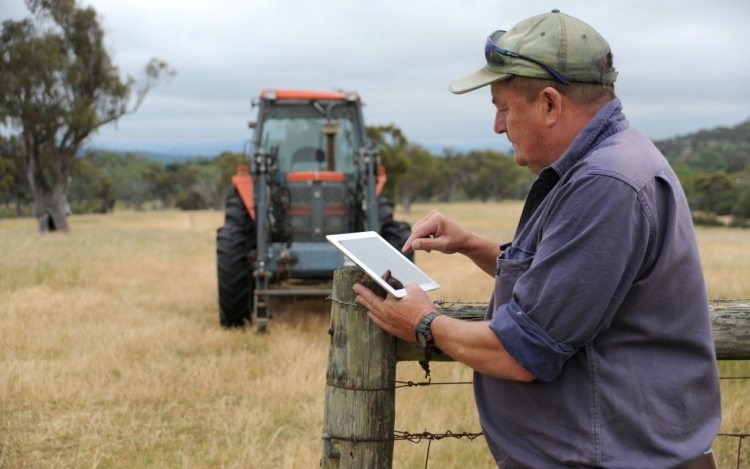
[327,232,440,298]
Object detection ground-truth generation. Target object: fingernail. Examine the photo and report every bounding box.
[412,241,421,250]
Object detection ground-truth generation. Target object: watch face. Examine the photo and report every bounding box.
[416,331,427,347]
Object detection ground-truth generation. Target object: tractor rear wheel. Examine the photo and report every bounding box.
[378,195,414,261]
[217,192,256,327]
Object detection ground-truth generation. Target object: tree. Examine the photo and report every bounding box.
[366,124,411,200]
[474,150,520,202]
[436,148,463,203]
[735,179,750,221]
[0,134,31,216]
[692,172,738,216]
[143,164,176,210]
[396,144,439,211]
[212,151,245,209]
[0,0,175,231]
[68,153,114,213]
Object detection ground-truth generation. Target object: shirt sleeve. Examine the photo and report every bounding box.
[490,173,651,382]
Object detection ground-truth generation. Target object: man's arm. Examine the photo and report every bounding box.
[353,282,535,382]
[431,315,535,381]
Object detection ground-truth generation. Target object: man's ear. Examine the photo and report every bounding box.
[539,87,563,127]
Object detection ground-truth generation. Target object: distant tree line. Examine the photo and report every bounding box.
[0,126,536,217]
[2,120,750,225]
[655,119,750,225]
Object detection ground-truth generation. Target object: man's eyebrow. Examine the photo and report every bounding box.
[491,98,496,105]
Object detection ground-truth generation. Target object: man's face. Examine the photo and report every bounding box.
[490,81,548,174]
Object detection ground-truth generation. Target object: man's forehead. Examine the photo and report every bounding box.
[490,81,508,105]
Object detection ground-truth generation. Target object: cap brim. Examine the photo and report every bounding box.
[449,65,512,94]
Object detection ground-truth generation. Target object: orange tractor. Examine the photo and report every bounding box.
[216,89,412,331]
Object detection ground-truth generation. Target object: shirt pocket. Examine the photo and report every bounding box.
[493,250,534,311]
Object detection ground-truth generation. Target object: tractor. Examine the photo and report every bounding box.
[216,89,412,331]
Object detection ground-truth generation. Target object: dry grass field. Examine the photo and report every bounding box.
[1,202,749,468]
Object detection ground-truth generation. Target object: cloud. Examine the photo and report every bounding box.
[2,0,749,154]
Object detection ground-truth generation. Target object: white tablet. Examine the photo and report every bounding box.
[327,231,440,298]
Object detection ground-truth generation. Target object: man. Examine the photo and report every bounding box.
[353,10,721,469]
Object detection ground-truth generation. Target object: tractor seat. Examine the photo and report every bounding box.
[290,147,326,171]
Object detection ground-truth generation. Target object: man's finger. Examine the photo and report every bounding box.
[402,219,435,252]
[353,283,384,311]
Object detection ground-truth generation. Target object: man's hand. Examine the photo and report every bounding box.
[403,209,502,277]
[381,270,404,290]
[353,282,436,343]
[402,210,472,255]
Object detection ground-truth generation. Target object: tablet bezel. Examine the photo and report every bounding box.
[326,231,440,298]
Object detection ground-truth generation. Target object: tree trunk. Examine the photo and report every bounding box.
[33,184,69,232]
[399,182,412,213]
[446,179,458,203]
[26,149,69,232]
[12,193,22,217]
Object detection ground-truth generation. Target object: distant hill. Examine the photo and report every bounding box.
[137,151,198,164]
[654,119,750,174]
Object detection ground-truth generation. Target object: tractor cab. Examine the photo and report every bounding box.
[255,90,362,178]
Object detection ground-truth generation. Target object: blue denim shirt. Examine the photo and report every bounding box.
[475,99,721,468]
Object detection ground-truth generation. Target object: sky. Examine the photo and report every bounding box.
[2,0,749,157]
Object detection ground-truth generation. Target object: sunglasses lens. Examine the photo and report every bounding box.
[485,30,507,64]
[484,40,494,62]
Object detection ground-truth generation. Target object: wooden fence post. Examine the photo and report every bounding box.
[321,266,396,469]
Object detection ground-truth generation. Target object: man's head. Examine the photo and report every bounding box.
[450,10,617,94]
[452,11,618,173]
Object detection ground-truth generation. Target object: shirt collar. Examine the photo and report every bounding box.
[548,98,630,178]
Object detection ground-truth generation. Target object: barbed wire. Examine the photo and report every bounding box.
[330,376,749,389]
[716,433,748,469]
[324,429,484,444]
[324,430,748,469]
[433,299,489,308]
[325,379,474,392]
[325,427,484,469]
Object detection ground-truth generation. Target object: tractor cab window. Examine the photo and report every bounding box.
[259,103,361,176]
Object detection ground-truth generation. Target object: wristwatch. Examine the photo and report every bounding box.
[415,312,442,353]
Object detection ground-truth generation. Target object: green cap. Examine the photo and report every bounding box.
[449,10,618,94]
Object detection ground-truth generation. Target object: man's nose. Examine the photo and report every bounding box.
[494,115,506,134]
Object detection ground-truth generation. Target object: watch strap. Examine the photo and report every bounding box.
[415,312,442,353]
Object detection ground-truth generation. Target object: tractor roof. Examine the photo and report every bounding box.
[258,89,361,101]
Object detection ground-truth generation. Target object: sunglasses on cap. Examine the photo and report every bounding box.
[484,30,570,85]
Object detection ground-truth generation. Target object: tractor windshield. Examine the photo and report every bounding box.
[259,102,362,176]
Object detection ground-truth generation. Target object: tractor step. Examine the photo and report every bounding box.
[256,289,332,297]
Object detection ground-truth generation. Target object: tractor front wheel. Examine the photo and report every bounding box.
[216,193,256,327]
